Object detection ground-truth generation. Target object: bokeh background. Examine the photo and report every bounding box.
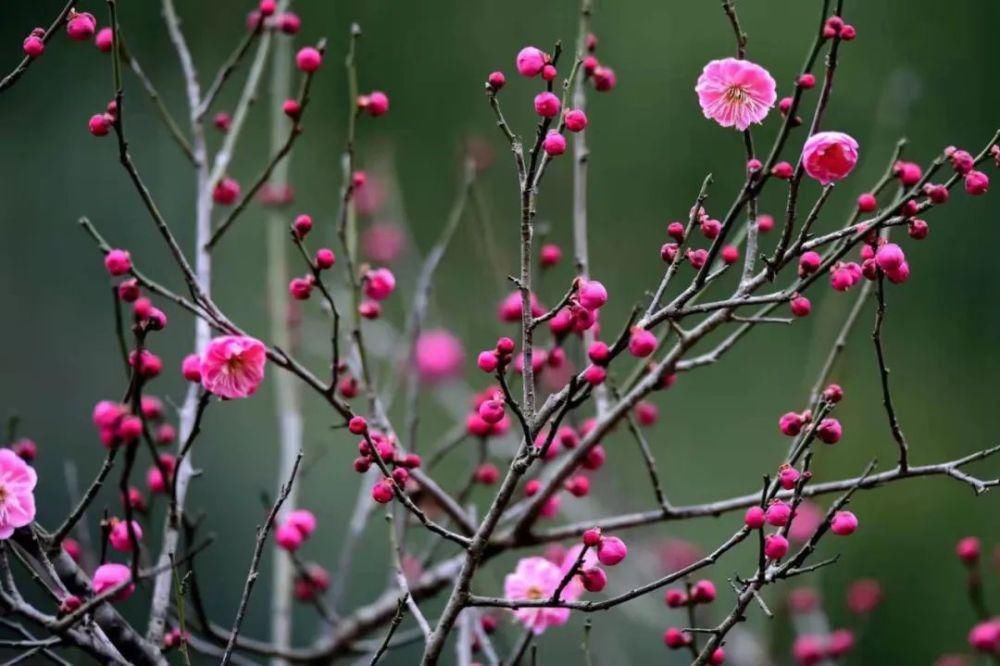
[1,0,998,663]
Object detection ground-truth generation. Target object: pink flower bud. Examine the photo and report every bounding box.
[968,620,1000,653]
[798,251,822,276]
[95,27,113,53]
[362,91,390,117]
[289,276,314,300]
[478,398,505,425]
[635,401,658,426]
[797,73,816,89]
[539,243,562,268]
[22,34,45,58]
[578,280,608,310]
[275,523,303,551]
[765,500,792,527]
[956,536,981,564]
[816,417,842,444]
[533,91,561,118]
[92,563,134,602]
[104,249,132,276]
[213,177,241,205]
[283,99,302,119]
[581,567,607,592]
[691,579,716,603]
[663,628,692,649]
[542,130,566,156]
[906,218,929,239]
[772,161,794,179]
[597,536,627,566]
[667,221,686,242]
[875,243,905,271]
[372,479,395,504]
[487,71,506,90]
[660,242,678,263]
[66,11,97,41]
[181,354,202,382]
[363,268,396,300]
[744,506,766,529]
[756,213,775,233]
[856,192,877,212]
[802,131,859,185]
[628,327,657,358]
[295,46,323,73]
[664,588,687,607]
[292,214,313,238]
[109,519,143,552]
[720,245,739,264]
[592,66,616,91]
[894,160,922,186]
[830,510,858,535]
[764,533,789,559]
[778,465,801,490]
[348,416,367,434]
[885,260,910,284]
[541,64,557,81]
[583,364,607,386]
[948,148,975,174]
[582,527,602,547]
[564,109,588,132]
[846,578,881,614]
[515,46,546,77]
[477,351,499,373]
[315,248,336,269]
[566,475,590,497]
[793,635,825,665]
[700,218,722,239]
[779,411,804,436]
[12,438,37,461]
[278,12,301,35]
[965,170,989,196]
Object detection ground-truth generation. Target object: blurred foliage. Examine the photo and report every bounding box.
[0,0,998,664]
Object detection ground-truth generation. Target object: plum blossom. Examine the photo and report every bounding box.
[414,329,465,382]
[696,57,777,130]
[504,556,576,634]
[200,335,267,399]
[0,449,36,539]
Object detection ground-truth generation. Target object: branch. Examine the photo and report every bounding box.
[220,450,303,666]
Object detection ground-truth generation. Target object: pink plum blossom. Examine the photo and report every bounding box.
[504,556,573,633]
[200,335,267,399]
[695,57,777,131]
[0,449,36,539]
[415,329,465,382]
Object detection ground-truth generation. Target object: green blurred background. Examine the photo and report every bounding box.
[1,0,998,663]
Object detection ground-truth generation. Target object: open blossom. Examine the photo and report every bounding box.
[802,131,859,185]
[415,329,465,382]
[504,556,574,634]
[695,57,777,131]
[0,449,37,539]
[200,335,267,399]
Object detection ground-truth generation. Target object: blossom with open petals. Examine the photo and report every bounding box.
[200,335,267,399]
[696,57,776,131]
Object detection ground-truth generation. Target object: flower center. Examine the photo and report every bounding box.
[0,483,8,505]
[525,585,544,600]
[725,85,748,104]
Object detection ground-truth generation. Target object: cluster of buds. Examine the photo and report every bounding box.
[274,508,318,552]
[347,418,421,504]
